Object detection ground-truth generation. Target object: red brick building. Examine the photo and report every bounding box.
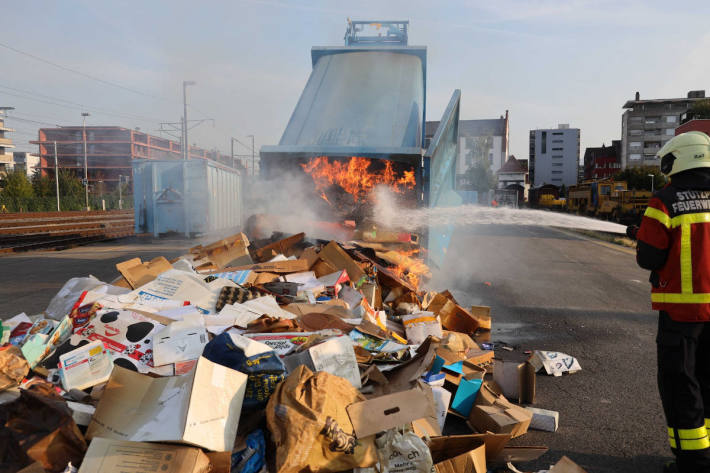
[32,126,241,192]
[675,119,710,136]
[583,141,621,180]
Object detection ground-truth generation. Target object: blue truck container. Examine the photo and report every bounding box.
[132,159,242,237]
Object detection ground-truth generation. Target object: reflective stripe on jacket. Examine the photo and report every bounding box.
[638,183,710,321]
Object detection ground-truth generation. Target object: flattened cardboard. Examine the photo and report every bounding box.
[530,350,582,376]
[450,372,484,417]
[429,433,511,462]
[550,456,590,473]
[222,259,309,274]
[253,232,304,262]
[427,436,486,473]
[493,359,536,404]
[78,437,212,473]
[347,388,436,438]
[116,256,172,289]
[490,446,549,464]
[469,305,491,330]
[319,241,366,282]
[86,356,247,451]
[152,317,208,366]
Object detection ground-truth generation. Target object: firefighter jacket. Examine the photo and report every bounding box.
[637,169,710,321]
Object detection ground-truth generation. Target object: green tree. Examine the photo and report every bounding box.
[559,183,567,198]
[0,169,34,211]
[614,166,666,191]
[464,158,497,194]
[688,99,710,120]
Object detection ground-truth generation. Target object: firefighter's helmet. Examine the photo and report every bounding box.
[657,131,710,176]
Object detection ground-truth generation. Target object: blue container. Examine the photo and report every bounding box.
[132,159,242,237]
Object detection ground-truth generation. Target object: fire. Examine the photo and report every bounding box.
[378,248,430,291]
[301,156,416,202]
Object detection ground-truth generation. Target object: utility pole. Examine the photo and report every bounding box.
[648,173,655,194]
[82,112,90,210]
[182,81,195,160]
[230,138,235,169]
[118,175,123,210]
[54,141,60,211]
[248,134,255,176]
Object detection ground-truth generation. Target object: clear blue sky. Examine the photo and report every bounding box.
[1,0,708,162]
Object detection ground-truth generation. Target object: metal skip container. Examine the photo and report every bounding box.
[132,159,242,237]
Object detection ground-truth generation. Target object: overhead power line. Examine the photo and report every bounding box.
[0,41,172,103]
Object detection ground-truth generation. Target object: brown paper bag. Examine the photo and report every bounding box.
[266,365,377,473]
[0,382,87,472]
[0,345,30,391]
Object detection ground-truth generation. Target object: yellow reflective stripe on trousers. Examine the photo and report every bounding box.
[681,223,693,293]
[671,212,710,228]
[645,207,671,228]
[668,426,710,450]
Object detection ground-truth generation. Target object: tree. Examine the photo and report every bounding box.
[464,158,497,194]
[559,183,567,198]
[0,169,34,211]
[614,166,666,191]
[688,99,710,120]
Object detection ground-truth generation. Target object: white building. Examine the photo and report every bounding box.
[0,108,15,174]
[621,90,706,169]
[529,124,580,188]
[425,112,509,189]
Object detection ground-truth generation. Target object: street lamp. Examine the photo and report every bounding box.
[82,112,90,210]
[648,174,655,194]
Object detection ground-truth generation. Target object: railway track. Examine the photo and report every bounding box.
[0,210,134,253]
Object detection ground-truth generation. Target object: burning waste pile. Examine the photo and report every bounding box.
[0,226,585,473]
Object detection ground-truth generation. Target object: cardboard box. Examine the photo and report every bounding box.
[469,305,492,330]
[427,436,486,473]
[87,356,247,451]
[116,256,172,289]
[59,340,113,391]
[429,433,511,462]
[78,437,212,473]
[493,358,536,404]
[347,388,436,438]
[426,293,479,334]
[152,316,208,366]
[469,381,532,439]
[223,259,310,274]
[526,406,559,432]
[450,371,484,417]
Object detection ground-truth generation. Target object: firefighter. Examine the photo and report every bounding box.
[629,131,710,473]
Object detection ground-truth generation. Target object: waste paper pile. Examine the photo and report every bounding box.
[0,227,586,473]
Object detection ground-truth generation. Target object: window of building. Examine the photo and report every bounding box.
[552,132,563,136]
[630,129,643,136]
[630,141,642,148]
[666,115,677,123]
[552,163,563,166]
[630,153,642,160]
[489,152,493,164]
[552,178,562,182]
[552,147,563,151]
[552,170,563,174]
[552,139,563,143]
[552,155,563,158]
[666,128,675,135]
[541,131,547,153]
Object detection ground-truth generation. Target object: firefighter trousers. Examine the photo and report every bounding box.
[658,311,710,472]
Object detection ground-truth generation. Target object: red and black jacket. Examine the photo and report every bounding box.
[637,169,710,321]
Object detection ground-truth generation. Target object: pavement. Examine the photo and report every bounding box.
[440,224,666,472]
[0,225,667,472]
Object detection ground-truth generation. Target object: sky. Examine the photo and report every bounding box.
[1,0,709,162]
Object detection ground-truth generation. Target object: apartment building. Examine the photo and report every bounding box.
[621,90,706,168]
[529,124,580,187]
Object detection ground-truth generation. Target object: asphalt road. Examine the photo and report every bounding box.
[440,224,666,472]
[0,226,667,472]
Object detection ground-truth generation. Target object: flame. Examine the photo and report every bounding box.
[380,248,430,291]
[319,191,332,205]
[301,156,416,202]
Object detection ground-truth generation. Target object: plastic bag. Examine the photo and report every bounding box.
[231,429,266,473]
[203,330,286,409]
[44,277,105,320]
[376,427,433,473]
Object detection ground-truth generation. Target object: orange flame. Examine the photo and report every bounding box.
[301,156,416,202]
[385,248,429,291]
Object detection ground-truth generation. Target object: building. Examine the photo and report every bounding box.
[497,155,528,189]
[31,126,242,193]
[12,151,40,176]
[621,90,706,169]
[425,112,509,189]
[676,118,710,136]
[582,140,621,180]
[529,124,580,188]
[0,108,15,174]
